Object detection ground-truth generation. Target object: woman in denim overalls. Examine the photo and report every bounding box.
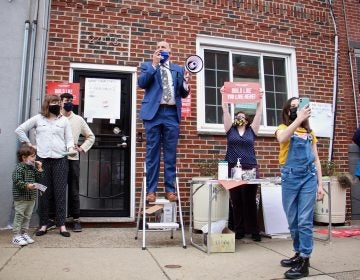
[276,97,324,279]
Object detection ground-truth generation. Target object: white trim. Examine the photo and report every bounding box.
[196,35,299,136]
[69,63,137,221]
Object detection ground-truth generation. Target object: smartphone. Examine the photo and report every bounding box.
[298,97,310,109]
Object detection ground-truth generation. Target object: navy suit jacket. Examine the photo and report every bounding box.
[138,61,189,122]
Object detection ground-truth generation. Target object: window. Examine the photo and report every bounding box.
[196,36,298,135]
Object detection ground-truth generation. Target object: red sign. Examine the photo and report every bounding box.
[222,82,260,104]
[46,82,80,105]
[181,94,191,118]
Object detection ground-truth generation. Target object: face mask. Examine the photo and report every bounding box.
[63,102,73,112]
[49,104,61,116]
[289,107,298,121]
[233,117,246,127]
[160,51,169,64]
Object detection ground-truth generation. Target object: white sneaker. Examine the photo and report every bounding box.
[12,235,27,246]
[22,233,34,244]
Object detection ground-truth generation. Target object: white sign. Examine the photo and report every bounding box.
[261,183,290,235]
[84,78,121,120]
[309,102,333,138]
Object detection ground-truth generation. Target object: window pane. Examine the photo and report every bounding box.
[265,75,274,92]
[205,70,216,87]
[263,56,287,127]
[275,76,287,92]
[205,87,216,105]
[204,50,229,124]
[273,58,285,75]
[217,53,229,70]
[233,54,259,81]
[263,57,273,75]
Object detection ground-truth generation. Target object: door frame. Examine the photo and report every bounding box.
[69,63,138,222]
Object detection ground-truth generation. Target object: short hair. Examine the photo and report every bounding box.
[17,143,37,162]
[41,95,60,117]
[60,93,73,100]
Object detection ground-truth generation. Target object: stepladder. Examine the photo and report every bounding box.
[135,163,187,250]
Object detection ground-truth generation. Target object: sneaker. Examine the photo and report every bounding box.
[12,234,27,246]
[46,219,56,231]
[73,221,82,232]
[22,233,34,244]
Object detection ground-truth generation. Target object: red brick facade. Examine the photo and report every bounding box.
[47,0,360,223]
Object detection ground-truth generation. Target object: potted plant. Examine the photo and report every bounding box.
[315,160,353,224]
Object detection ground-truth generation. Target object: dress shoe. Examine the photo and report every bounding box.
[35,229,47,236]
[73,220,82,232]
[284,257,309,279]
[251,233,262,242]
[60,230,71,237]
[165,192,178,202]
[146,192,156,202]
[280,252,302,267]
[235,232,245,239]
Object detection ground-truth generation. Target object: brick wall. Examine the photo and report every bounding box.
[47,0,359,223]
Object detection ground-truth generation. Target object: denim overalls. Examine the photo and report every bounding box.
[281,133,318,257]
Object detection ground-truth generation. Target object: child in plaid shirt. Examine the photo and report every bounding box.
[12,143,43,246]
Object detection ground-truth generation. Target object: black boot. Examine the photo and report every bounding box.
[284,257,310,279]
[280,252,301,267]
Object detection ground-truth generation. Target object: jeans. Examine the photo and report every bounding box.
[281,164,317,257]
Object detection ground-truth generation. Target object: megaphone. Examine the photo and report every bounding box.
[185,55,203,73]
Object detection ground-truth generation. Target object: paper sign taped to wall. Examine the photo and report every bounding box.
[222,82,260,104]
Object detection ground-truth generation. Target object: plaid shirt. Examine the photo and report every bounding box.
[12,162,43,201]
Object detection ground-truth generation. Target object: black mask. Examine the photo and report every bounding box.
[49,104,61,116]
[289,107,298,121]
[63,102,73,112]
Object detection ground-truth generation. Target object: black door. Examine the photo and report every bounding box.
[73,70,132,217]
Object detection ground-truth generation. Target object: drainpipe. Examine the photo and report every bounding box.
[24,20,38,120]
[37,0,51,111]
[342,0,358,127]
[327,1,338,163]
[17,20,31,125]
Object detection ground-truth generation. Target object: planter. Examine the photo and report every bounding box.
[314,176,346,224]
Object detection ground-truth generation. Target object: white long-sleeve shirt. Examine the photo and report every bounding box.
[15,114,74,159]
[66,112,95,161]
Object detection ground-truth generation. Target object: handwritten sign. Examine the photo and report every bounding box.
[46,82,80,105]
[181,94,191,118]
[309,102,333,138]
[223,82,260,104]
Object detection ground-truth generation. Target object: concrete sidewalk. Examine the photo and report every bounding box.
[0,226,359,280]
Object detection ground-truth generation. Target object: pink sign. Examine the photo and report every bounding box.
[222,82,260,104]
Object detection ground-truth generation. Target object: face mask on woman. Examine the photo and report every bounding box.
[49,104,61,116]
[289,107,298,121]
[233,116,246,127]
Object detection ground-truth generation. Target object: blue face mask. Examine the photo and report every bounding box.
[63,102,73,112]
[160,51,169,64]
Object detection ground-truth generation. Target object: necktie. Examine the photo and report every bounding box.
[161,66,171,103]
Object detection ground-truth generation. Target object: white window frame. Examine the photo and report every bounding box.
[196,35,299,136]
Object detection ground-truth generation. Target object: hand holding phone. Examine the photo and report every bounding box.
[298,97,310,110]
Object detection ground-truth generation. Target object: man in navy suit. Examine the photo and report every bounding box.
[138,41,190,202]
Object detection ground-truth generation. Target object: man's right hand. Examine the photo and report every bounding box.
[152,50,161,66]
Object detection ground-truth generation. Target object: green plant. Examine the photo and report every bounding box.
[321,160,336,176]
[196,159,218,177]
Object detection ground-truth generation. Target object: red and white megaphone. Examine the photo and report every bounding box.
[185,55,203,73]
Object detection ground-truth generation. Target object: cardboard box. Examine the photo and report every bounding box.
[161,202,176,223]
[207,227,235,253]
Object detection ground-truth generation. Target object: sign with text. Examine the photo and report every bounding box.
[46,82,80,105]
[181,94,191,118]
[223,82,260,104]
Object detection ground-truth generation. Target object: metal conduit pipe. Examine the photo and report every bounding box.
[24,20,38,120]
[17,20,31,125]
[327,0,339,162]
[37,0,51,111]
[342,0,359,127]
